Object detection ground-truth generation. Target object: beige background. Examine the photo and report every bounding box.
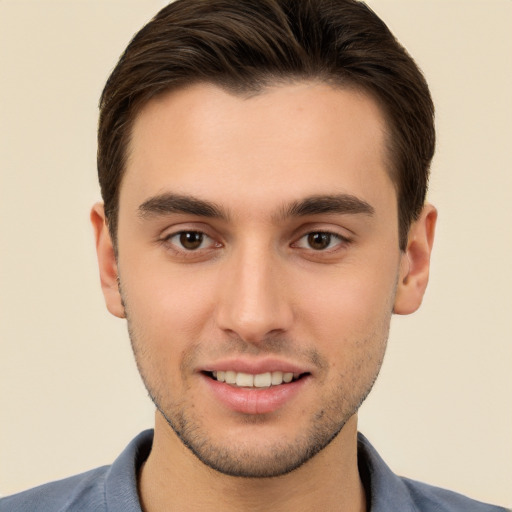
[0,0,511,507]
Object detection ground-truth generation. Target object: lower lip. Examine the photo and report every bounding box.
[202,374,309,415]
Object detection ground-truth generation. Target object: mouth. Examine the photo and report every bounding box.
[201,366,311,414]
[203,370,307,388]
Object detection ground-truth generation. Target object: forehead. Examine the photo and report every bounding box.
[122,81,394,217]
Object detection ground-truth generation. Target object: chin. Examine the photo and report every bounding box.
[156,401,349,479]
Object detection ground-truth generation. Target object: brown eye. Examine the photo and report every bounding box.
[307,232,332,250]
[179,231,204,250]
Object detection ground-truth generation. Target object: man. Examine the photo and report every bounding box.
[1,0,508,511]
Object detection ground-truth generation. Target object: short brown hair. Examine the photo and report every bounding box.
[98,0,435,250]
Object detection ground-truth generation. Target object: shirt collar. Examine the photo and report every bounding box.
[358,432,418,512]
[102,429,418,512]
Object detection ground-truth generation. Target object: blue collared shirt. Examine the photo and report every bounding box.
[1,430,509,511]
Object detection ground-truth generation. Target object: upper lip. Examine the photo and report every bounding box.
[200,357,313,376]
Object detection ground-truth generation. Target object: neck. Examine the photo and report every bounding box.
[138,413,367,512]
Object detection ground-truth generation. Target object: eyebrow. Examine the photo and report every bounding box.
[138,193,228,220]
[137,192,374,222]
[277,194,375,220]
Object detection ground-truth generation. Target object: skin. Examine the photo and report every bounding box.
[92,82,436,511]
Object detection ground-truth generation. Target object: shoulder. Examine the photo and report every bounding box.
[357,433,510,512]
[400,477,510,512]
[0,466,109,512]
[0,429,153,512]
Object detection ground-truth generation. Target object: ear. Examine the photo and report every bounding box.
[393,204,437,315]
[90,203,125,318]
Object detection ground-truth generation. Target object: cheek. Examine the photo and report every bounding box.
[293,261,397,350]
[304,277,392,394]
[118,259,221,373]
[299,270,395,319]
[121,270,215,396]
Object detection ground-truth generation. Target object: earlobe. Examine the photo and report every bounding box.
[90,203,125,319]
[393,204,437,315]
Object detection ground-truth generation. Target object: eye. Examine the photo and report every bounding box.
[294,231,348,251]
[165,231,216,251]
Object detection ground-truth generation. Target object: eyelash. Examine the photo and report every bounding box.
[162,231,220,254]
[160,229,352,257]
[292,231,351,252]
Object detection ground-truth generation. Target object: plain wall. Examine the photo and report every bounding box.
[1,0,511,507]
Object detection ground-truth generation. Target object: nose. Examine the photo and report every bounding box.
[214,242,294,344]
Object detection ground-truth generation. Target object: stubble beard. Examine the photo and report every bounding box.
[125,318,388,479]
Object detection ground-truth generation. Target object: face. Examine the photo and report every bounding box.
[96,82,416,478]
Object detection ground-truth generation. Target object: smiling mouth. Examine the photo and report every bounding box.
[204,370,307,388]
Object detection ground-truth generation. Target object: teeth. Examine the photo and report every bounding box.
[254,372,271,388]
[236,372,254,387]
[211,370,300,388]
[271,371,283,385]
[225,371,237,384]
